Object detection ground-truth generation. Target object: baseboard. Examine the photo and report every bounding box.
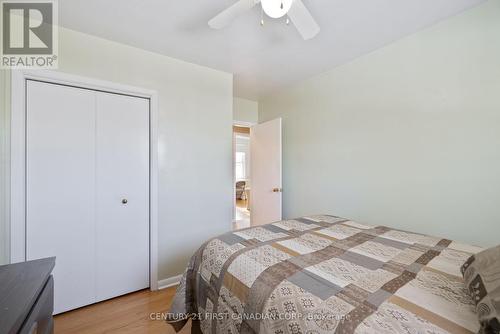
[157,274,182,290]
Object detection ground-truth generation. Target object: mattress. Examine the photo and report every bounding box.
[166,215,482,333]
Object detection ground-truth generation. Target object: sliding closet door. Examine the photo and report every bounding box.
[95,92,150,301]
[26,80,97,313]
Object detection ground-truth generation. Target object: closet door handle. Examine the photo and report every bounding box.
[122,199,128,204]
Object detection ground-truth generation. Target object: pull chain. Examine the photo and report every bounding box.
[260,6,264,26]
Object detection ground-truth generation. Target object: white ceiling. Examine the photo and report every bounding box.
[59,0,484,100]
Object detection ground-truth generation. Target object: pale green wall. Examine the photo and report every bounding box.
[0,70,10,265]
[1,27,234,279]
[233,97,258,124]
[259,0,500,247]
[59,28,234,280]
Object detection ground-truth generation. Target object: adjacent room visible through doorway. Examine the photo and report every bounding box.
[233,125,251,229]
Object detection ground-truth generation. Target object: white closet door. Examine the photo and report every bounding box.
[95,92,150,301]
[26,81,150,314]
[26,80,97,313]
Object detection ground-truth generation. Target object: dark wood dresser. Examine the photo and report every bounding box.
[0,257,55,334]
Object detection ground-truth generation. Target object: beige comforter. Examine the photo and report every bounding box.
[166,215,482,333]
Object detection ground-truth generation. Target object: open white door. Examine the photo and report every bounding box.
[250,118,282,226]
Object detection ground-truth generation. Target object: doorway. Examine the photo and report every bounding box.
[232,118,283,230]
[233,125,251,229]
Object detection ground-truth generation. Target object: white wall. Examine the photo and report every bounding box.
[1,27,233,279]
[234,97,258,124]
[259,0,500,247]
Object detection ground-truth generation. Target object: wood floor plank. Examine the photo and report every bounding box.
[54,286,191,334]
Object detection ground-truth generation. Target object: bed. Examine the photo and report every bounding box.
[166,215,483,334]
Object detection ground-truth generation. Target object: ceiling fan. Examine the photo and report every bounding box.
[208,0,320,40]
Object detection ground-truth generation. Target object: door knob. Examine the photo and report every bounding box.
[122,199,128,204]
[272,188,282,193]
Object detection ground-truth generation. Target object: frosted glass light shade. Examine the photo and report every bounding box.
[261,0,293,19]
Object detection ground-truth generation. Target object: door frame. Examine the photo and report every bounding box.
[10,70,160,290]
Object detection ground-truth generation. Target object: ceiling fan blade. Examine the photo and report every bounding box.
[287,0,320,40]
[209,0,260,29]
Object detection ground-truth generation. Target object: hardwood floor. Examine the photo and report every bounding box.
[54,286,191,334]
[236,199,248,209]
[234,199,250,230]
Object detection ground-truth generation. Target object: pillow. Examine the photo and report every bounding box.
[461,245,500,334]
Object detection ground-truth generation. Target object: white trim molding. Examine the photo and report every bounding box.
[10,69,160,291]
[158,275,182,290]
[233,120,256,128]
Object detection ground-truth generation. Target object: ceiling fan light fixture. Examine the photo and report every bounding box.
[208,0,320,40]
[261,0,293,19]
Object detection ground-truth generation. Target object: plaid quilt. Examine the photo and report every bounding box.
[166,215,482,333]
